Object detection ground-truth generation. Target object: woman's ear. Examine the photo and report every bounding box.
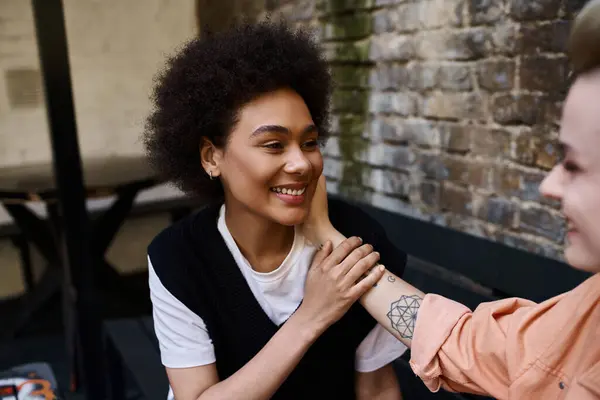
[200,138,223,179]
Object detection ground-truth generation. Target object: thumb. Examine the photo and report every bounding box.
[310,240,332,269]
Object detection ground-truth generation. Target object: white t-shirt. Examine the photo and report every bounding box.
[149,205,407,395]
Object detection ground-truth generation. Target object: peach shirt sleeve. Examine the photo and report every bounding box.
[408,291,570,400]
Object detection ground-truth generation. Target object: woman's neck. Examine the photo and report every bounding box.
[224,201,295,273]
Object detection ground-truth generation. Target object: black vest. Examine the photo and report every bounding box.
[149,197,406,399]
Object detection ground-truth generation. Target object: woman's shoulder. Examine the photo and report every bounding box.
[148,202,221,264]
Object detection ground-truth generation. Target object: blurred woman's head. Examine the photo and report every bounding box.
[143,20,332,227]
[540,0,600,272]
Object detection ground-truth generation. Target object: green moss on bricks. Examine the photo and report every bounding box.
[318,0,373,200]
[318,0,374,14]
[325,40,371,62]
[324,13,371,40]
[337,119,371,201]
[332,89,369,113]
[335,114,365,136]
[338,135,367,161]
[331,66,370,88]
[339,160,372,200]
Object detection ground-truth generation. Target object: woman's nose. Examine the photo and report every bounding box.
[540,165,565,202]
[283,147,311,175]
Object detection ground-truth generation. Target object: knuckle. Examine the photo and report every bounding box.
[351,245,367,260]
[330,270,341,281]
[348,236,361,248]
[358,258,372,271]
[346,252,360,266]
[341,240,352,252]
[358,244,372,257]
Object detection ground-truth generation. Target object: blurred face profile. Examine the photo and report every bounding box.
[540,70,600,273]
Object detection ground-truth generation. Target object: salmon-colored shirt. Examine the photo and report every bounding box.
[410,273,600,400]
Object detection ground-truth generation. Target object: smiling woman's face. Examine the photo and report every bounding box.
[204,88,324,226]
[540,70,600,273]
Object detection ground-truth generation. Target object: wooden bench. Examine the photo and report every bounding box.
[104,317,169,400]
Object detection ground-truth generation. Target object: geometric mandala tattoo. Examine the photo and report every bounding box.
[387,295,422,339]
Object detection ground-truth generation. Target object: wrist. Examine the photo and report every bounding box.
[289,305,327,343]
[317,225,346,248]
[303,221,335,247]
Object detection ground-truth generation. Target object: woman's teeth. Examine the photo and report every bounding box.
[271,187,306,196]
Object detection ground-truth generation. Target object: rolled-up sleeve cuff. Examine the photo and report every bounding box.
[409,294,471,392]
[161,347,216,369]
[355,342,408,373]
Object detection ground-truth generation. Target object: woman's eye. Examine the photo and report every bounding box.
[563,161,580,173]
[264,142,283,149]
[303,139,319,148]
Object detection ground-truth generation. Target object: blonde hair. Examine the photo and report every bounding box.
[569,0,600,75]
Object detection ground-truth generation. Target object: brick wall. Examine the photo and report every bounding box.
[262,0,589,260]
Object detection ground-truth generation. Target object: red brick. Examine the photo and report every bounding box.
[508,0,561,21]
[441,124,471,153]
[416,29,491,61]
[471,127,511,157]
[477,60,515,91]
[469,0,504,25]
[479,196,517,227]
[491,93,548,125]
[514,127,560,170]
[519,205,565,243]
[517,20,570,54]
[422,92,486,121]
[440,183,472,216]
[468,162,501,190]
[520,55,569,92]
[442,156,470,184]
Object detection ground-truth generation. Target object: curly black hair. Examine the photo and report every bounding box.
[143,19,332,201]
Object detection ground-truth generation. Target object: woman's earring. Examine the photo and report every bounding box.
[208,170,213,180]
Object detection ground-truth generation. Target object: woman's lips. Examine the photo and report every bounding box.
[273,191,306,205]
[566,224,578,241]
[270,185,308,206]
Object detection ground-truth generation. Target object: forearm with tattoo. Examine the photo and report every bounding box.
[360,269,426,348]
[312,227,426,348]
[387,294,422,340]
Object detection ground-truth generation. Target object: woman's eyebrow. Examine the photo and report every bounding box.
[250,124,317,137]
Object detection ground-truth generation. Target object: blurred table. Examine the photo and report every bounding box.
[0,156,157,203]
[0,155,159,391]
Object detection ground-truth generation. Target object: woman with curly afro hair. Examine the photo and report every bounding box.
[144,19,408,400]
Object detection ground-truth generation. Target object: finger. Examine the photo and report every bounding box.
[317,174,327,191]
[310,241,332,269]
[335,244,375,277]
[342,251,381,287]
[321,236,363,271]
[348,265,385,298]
